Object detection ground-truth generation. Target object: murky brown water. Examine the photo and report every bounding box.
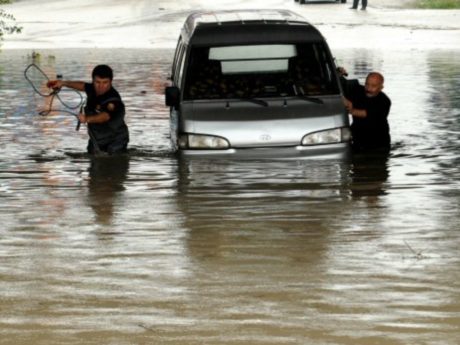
[1,48,459,344]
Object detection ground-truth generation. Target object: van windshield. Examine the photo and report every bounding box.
[184,43,339,100]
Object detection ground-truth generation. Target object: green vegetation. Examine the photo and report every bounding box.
[417,0,460,8]
[1,0,22,44]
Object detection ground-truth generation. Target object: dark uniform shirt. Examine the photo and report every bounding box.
[347,83,391,151]
[84,83,129,154]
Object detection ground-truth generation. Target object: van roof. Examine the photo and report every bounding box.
[181,9,325,46]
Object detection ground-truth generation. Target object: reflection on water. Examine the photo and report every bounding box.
[350,153,389,198]
[88,155,130,225]
[427,51,460,185]
[1,49,460,344]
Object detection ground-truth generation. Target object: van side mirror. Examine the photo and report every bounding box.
[165,86,180,108]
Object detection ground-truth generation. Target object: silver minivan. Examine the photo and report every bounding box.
[165,10,350,159]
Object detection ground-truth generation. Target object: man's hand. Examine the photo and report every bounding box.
[78,113,87,123]
[77,112,110,124]
[343,97,367,118]
[337,67,348,77]
[343,97,353,112]
[46,80,63,90]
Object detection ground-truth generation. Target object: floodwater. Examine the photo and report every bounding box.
[1,46,459,345]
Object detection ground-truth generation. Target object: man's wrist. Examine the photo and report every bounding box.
[352,108,367,118]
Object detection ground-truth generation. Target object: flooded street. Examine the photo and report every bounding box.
[1,1,460,344]
[1,46,459,345]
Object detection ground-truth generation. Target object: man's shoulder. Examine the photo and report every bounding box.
[103,88,125,114]
[107,87,122,101]
[378,91,391,105]
[341,77,362,98]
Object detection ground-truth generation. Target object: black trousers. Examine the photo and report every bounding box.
[352,0,367,8]
[87,139,128,155]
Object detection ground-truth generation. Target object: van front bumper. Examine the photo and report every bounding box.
[179,142,351,160]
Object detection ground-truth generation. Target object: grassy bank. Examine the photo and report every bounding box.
[416,0,460,8]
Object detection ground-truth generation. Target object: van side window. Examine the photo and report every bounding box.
[176,47,187,87]
[170,37,182,82]
[172,41,186,86]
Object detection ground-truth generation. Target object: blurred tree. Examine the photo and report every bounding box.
[1,0,22,44]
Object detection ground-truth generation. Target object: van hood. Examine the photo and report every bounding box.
[180,97,348,148]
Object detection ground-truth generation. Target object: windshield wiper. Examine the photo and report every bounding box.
[295,95,324,104]
[225,98,268,107]
[292,85,324,104]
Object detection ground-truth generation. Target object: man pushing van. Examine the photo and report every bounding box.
[339,68,391,152]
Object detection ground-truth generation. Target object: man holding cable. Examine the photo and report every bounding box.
[47,64,129,155]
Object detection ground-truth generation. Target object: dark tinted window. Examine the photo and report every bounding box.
[183,43,339,100]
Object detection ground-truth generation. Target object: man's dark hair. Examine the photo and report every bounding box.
[92,64,113,80]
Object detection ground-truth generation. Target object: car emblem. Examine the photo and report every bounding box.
[259,134,271,141]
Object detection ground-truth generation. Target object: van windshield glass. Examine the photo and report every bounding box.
[184,43,339,100]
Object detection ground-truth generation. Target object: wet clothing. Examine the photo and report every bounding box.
[84,83,129,154]
[347,83,391,151]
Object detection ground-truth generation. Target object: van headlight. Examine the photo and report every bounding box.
[178,134,230,149]
[301,127,351,146]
